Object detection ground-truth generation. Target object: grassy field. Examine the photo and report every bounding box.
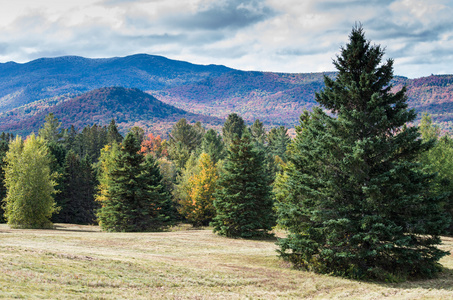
[1,224,453,299]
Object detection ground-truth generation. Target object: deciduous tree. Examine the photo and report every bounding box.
[3,134,58,228]
[178,153,218,226]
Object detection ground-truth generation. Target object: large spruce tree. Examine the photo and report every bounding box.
[274,26,450,280]
[97,133,172,231]
[212,133,275,238]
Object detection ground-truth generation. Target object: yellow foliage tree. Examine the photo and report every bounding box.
[178,153,218,226]
[3,134,58,228]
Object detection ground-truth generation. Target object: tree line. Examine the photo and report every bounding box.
[0,111,288,236]
[1,26,453,281]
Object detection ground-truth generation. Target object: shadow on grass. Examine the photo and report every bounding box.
[52,224,100,233]
[350,266,453,293]
[384,267,453,291]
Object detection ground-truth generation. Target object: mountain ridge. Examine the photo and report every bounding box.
[0,54,452,133]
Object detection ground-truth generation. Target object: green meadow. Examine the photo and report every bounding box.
[1,224,453,299]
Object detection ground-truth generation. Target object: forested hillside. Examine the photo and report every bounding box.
[151,71,332,125]
[393,75,453,131]
[0,87,222,136]
[0,54,232,112]
[1,54,453,133]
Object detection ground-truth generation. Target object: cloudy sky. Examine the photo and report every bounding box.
[0,0,451,78]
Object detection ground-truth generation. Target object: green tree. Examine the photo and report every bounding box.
[275,26,449,280]
[212,133,275,238]
[419,114,453,233]
[96,133,172,231]
[177,153,218,226]
[47,141,67,224]
[129,126,145,144]
[63,125,78,151]
[173,154,199,219]
[249,119,267,145]
[266,126,291,178]
[74,124,108,163]
[0,133,13,222]
[107,119,123,145]
[3,134,58,228]
[38,113,62,143]
[201,129,225,163]
[168,119,204,170]
[267,126,290,162]
[222,113,246,147]
[55,151,97,224]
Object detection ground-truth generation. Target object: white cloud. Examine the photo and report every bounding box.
[0,0,451,78]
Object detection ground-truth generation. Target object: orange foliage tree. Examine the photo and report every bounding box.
[140,133,168,158]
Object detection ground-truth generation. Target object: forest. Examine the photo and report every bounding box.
[1,27,453,282]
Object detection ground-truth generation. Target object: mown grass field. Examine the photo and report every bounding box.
[1,224,453,299]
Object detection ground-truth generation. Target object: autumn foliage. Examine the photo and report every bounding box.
[141,133,168,158]
[177,153,218,226]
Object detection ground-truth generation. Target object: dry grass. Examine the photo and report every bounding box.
[1,223,453,299]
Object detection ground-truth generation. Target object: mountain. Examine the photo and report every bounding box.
[152,73,453,130]
[0,54,453,133]
[0,54,232,112]
[0,87,222,136]
[392,75,453,131]
[151,71,334,126]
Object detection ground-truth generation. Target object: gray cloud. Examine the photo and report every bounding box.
[163,0,277,30]
[315,0,395,10]
[0,0,452,78]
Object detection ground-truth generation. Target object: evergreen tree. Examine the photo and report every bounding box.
[142,153,177,226]
[107,119,123,145]
[212,133,275,238]
[74,124,108,163]
[96,133,172,231]
[168,118,204,170]
[63,125,78,151]
[275,26,449,280]
[201,129,225,163]
[267,126,290,162]
[249,119,267,145]
[3,134,58,228]
[47,141,67,224]
[38,113,62,143]
[55,151,97,224]
[222,113,246,147]
[266,126,291,176]
[129,126,145,144]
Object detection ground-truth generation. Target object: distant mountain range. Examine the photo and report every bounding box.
[0,54,452,135]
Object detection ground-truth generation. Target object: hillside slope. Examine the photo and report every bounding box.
[0,54,232,112]
[0,87,222,135]
[0,54,453,131]
[151,71,333,126]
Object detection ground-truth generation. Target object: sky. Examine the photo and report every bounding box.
[0,0,452,79]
